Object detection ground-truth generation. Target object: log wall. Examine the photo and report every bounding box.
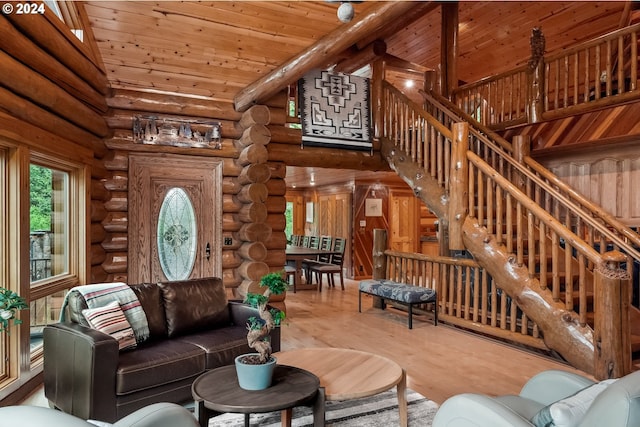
[0,13,109,284]
[102,90,288,295]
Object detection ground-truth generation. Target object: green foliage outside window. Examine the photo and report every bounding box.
[285,202,293,243]
[30,164,52,232]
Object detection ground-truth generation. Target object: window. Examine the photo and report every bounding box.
[30,164,69,284]
[28,157,85,363]
[285,201,294,243]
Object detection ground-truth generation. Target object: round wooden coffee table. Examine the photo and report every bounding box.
[274,347,408,427]
[191,364,322,427]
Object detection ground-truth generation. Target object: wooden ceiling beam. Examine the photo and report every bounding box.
[234,1,434,112]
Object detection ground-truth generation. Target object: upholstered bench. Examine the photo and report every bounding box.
[358,279,438,329]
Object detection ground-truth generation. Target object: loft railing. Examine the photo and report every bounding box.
[451,23,640,129]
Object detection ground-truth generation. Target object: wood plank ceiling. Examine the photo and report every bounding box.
[82,1,628,188]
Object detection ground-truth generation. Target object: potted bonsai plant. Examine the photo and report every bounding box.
[235,270,288,390]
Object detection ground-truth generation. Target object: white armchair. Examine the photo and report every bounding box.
[0,402,199,427]
[432,369,640,427]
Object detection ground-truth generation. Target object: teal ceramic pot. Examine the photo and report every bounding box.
[234,354,277,390]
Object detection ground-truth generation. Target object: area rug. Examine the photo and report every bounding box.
[208,388,438,427]
[299,69,372,152]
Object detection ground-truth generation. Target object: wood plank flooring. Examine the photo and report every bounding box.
[281,278,590,404]
[21,277,590,408]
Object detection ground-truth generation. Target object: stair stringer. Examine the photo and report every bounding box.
[381,137,596,373]
[461,218,595,372]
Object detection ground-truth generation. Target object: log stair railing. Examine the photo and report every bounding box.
[422,90,640,353]
[379,80,633,377]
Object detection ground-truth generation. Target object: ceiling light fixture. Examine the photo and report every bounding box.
[337,2,355,23]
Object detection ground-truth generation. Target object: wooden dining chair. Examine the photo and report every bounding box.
[301,236,332,284]
[310,237,346,291]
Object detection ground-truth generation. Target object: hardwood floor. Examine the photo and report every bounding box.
[281,278,589,404]
[21,277,589,407]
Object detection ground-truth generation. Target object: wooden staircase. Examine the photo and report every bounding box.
[377,79,640,376]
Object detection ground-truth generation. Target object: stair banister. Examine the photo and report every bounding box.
[422,89,640,262]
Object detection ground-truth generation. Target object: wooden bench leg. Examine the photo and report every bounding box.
[358,291,362,312]
[408,303,413,329]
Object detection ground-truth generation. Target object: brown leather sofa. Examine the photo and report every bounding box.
[43,277,281,423]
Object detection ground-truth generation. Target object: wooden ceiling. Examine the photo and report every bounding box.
[81,1,628,188]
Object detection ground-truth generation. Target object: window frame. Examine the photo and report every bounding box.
[29,152,88,302]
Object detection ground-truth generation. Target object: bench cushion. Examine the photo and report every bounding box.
[359,279,436,304]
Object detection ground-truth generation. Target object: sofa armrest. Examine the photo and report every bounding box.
[433,393,535,427]
[228,301,282,352]
[519,369,595,406]
[44,323,120,422]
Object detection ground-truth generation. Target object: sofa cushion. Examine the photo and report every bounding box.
[531,379,617,427]
[158,277,230,338]
[116,339,205,395]
[130,283,167,339]
[82,301,137,351]
[175,326,251,369]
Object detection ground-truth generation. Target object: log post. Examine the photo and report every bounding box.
[448,122,469,250]
[441,2,459,98]
[512,135,531,193]
[372,229,388,280]
[372,229,388,309]
[527,27,545,124]
[593,251,632,379]
[371,58,386,140]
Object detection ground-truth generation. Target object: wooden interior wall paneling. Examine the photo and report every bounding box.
[0,87,106,159]
[100,234,127,252]
[6,10,110,95]
[353,184,390,278]
[0,15,108,113]
[101,212,127,233]
[90,200,107,222]
[106,89,242,121]
[102,171,128,192]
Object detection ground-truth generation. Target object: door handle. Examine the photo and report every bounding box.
[205,242,211,260]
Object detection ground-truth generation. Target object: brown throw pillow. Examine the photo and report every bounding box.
[158,277,230,338]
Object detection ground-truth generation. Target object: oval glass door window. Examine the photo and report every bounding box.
[157,187,197,281]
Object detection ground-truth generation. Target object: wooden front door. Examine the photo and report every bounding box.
[128,154,222,283]
[388,190,419,253]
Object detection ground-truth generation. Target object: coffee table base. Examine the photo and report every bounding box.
[192,365,322,427]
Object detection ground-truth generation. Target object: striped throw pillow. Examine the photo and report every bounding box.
[83,300,137,351]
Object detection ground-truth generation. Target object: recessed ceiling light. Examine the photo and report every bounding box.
[405,80,414,88]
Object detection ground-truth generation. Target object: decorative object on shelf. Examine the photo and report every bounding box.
[235,271,288,390]
[132,116,222,149]
[299,68,372,152]
[0,287,28,334]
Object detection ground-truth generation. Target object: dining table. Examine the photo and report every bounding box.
[285,245,337,292]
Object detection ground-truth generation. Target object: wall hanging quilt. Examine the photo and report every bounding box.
[299,69,372,152]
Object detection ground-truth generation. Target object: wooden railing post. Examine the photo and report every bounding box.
[512,135,530,193]
[448,122,469,250]
[372,228,388,280]
[526,27,545,123]
[371,59,386,140]
[372,229,388,309]
[594,250,632,379]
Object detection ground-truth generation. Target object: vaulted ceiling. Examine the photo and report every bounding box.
[84,1,627,103]
[81,1,629,188]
